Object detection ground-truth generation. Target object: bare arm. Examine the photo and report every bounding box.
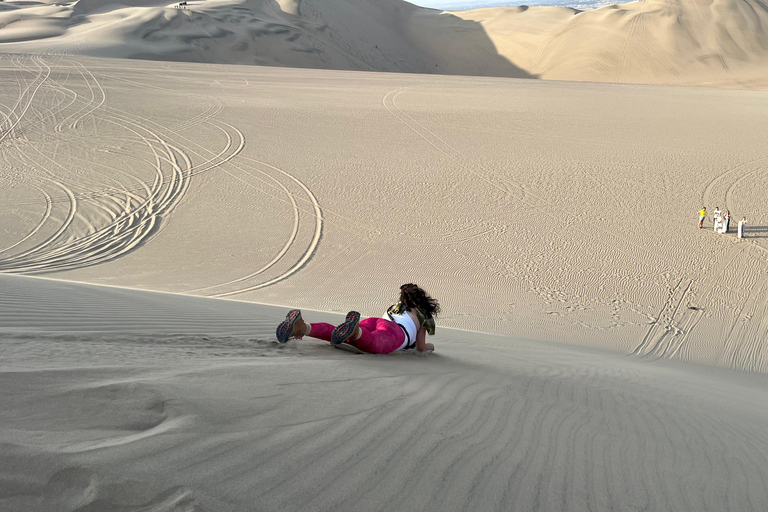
[414,328,434,353]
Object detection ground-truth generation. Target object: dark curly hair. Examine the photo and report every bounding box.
[399,283,440,318]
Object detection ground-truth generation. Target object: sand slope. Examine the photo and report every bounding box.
[3,273,768,512]
[0,0,529,77]
[2,55,768,373]
[2,0,768,86]
[457,0,768,87]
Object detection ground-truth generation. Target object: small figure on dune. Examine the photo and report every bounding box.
[698,207,707,229]
[712,206,724,232]
[713,213,724,233]
[276,283,440,354]
[723,210,731,233]
[738,217,747,238]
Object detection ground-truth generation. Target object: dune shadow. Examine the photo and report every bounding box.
[406,8,534,79]
[132,0,534,79]
[255,0,535,78]
[373,1,537,79]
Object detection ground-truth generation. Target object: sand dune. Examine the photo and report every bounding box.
[0,0,529,76]
[2,0,768,86]
[2,55,768,373]
[3,5,768,511]
[3,273,768,512]
[457,0,768,87]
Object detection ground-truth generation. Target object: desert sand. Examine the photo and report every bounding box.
[2,54,768,511]
[2,54,768,370]
[2,0,768,87]
[3,0,768,510]
[2,272,768,511]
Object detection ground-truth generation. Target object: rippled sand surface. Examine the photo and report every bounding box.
[2,274,768,512]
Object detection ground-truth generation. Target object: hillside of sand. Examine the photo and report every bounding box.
[2,0,768,87]
[0,0,529,77]
[2,55,768,372]
[2,272,768,512]
[3,8,768,510]
[456,0,768,88]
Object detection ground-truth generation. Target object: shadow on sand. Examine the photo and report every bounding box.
[401,4,534,79]
[742,225,768,239]
[130,0,534,79]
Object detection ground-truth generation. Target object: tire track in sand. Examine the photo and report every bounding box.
[0,57,202,273]
[614,2,649,83]
[0,55,52,145]
[45,62,323,294]
[199,153,323,298]
[103,93,324,297]
[99,71,324,295]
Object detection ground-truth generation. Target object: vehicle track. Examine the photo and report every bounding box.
[614,2,649,83]
[0,56,193,273]
[0,55,52,145]
[87,74,325,293]
[0,55,322,292]
[86,70,326,296]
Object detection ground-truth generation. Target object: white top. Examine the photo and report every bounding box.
[384,310,419,351]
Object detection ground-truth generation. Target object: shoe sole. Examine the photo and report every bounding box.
[276,309,302,343]
[332,311,360,345]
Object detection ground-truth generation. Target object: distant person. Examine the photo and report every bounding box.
[738,217,747,238]
[275,283,439,354]
[723,211,731,233]
[698,207,707,229]
[714,214,723,233]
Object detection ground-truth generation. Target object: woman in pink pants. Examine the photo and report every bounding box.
[276,284,440,354]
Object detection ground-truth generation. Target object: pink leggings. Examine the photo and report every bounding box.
[308,317,405,354]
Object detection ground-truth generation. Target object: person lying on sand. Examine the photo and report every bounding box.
[276,283,439,354]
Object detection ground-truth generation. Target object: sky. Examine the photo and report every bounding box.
[407,0,615,9]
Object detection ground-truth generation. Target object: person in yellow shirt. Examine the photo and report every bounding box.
[698,207,707,229]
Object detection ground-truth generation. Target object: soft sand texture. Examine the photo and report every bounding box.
[2,55,768,371]
[455,0,768,87]
[3,273,768,512]
[3,12,768,512]
[2,0,768,87]
[0,0,530,77]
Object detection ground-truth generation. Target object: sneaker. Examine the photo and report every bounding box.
[332,311,361,345]
[276,309,303,343]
